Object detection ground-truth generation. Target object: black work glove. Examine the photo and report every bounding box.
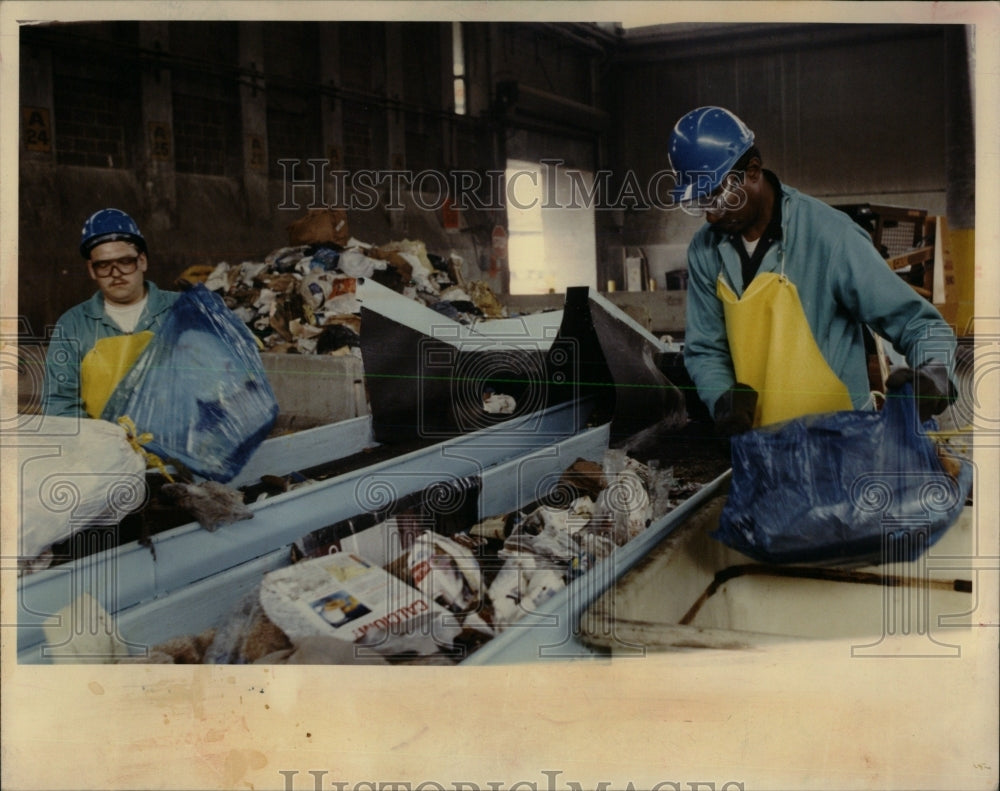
[713,382,759,436]
[885,361,955,423]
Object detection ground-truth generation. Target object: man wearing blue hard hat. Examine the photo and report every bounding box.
[669,106,956,435]
[42,209,179,418]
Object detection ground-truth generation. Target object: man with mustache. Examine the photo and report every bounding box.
[42,208,179,418]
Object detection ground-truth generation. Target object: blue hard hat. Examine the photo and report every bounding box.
[79,208,147,258]
[668,107,755,203]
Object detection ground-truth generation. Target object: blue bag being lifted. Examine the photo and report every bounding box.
[713,383,972,566]
[101,284,279,482]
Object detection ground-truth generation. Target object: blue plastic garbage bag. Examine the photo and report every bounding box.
[713,383,972,565]
[101,284,279,482]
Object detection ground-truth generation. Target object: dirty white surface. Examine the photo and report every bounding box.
[583,503,981,650]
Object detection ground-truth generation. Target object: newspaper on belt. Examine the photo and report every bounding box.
[259,552,459,656]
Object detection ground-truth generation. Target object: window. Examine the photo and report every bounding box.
[506,159,597,294]
[52,61,139,169]
[452,22,466,115]
[173,86,240,176]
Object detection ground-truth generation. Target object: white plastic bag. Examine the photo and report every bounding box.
[17,417,147,562]
[337,248,385,279]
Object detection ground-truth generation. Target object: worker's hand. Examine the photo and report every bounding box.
[713,382,758,436]
[885,362,954,423]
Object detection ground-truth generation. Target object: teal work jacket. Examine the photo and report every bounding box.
[42,282,180,418]
[683,182,956,416]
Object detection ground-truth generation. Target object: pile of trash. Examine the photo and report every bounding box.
[123,449,697,664]
[176,208,508,356]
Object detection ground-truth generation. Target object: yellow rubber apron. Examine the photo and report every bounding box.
[717,270,852,427]
[80,331,153,418]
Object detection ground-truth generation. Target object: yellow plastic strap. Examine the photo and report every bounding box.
[117,416,175,482]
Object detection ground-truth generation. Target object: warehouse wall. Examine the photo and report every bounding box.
[607,23,962,286]
[18,21,613,336]
[18,21,969,336]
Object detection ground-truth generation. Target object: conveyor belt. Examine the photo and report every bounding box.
[16,398,598,662]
